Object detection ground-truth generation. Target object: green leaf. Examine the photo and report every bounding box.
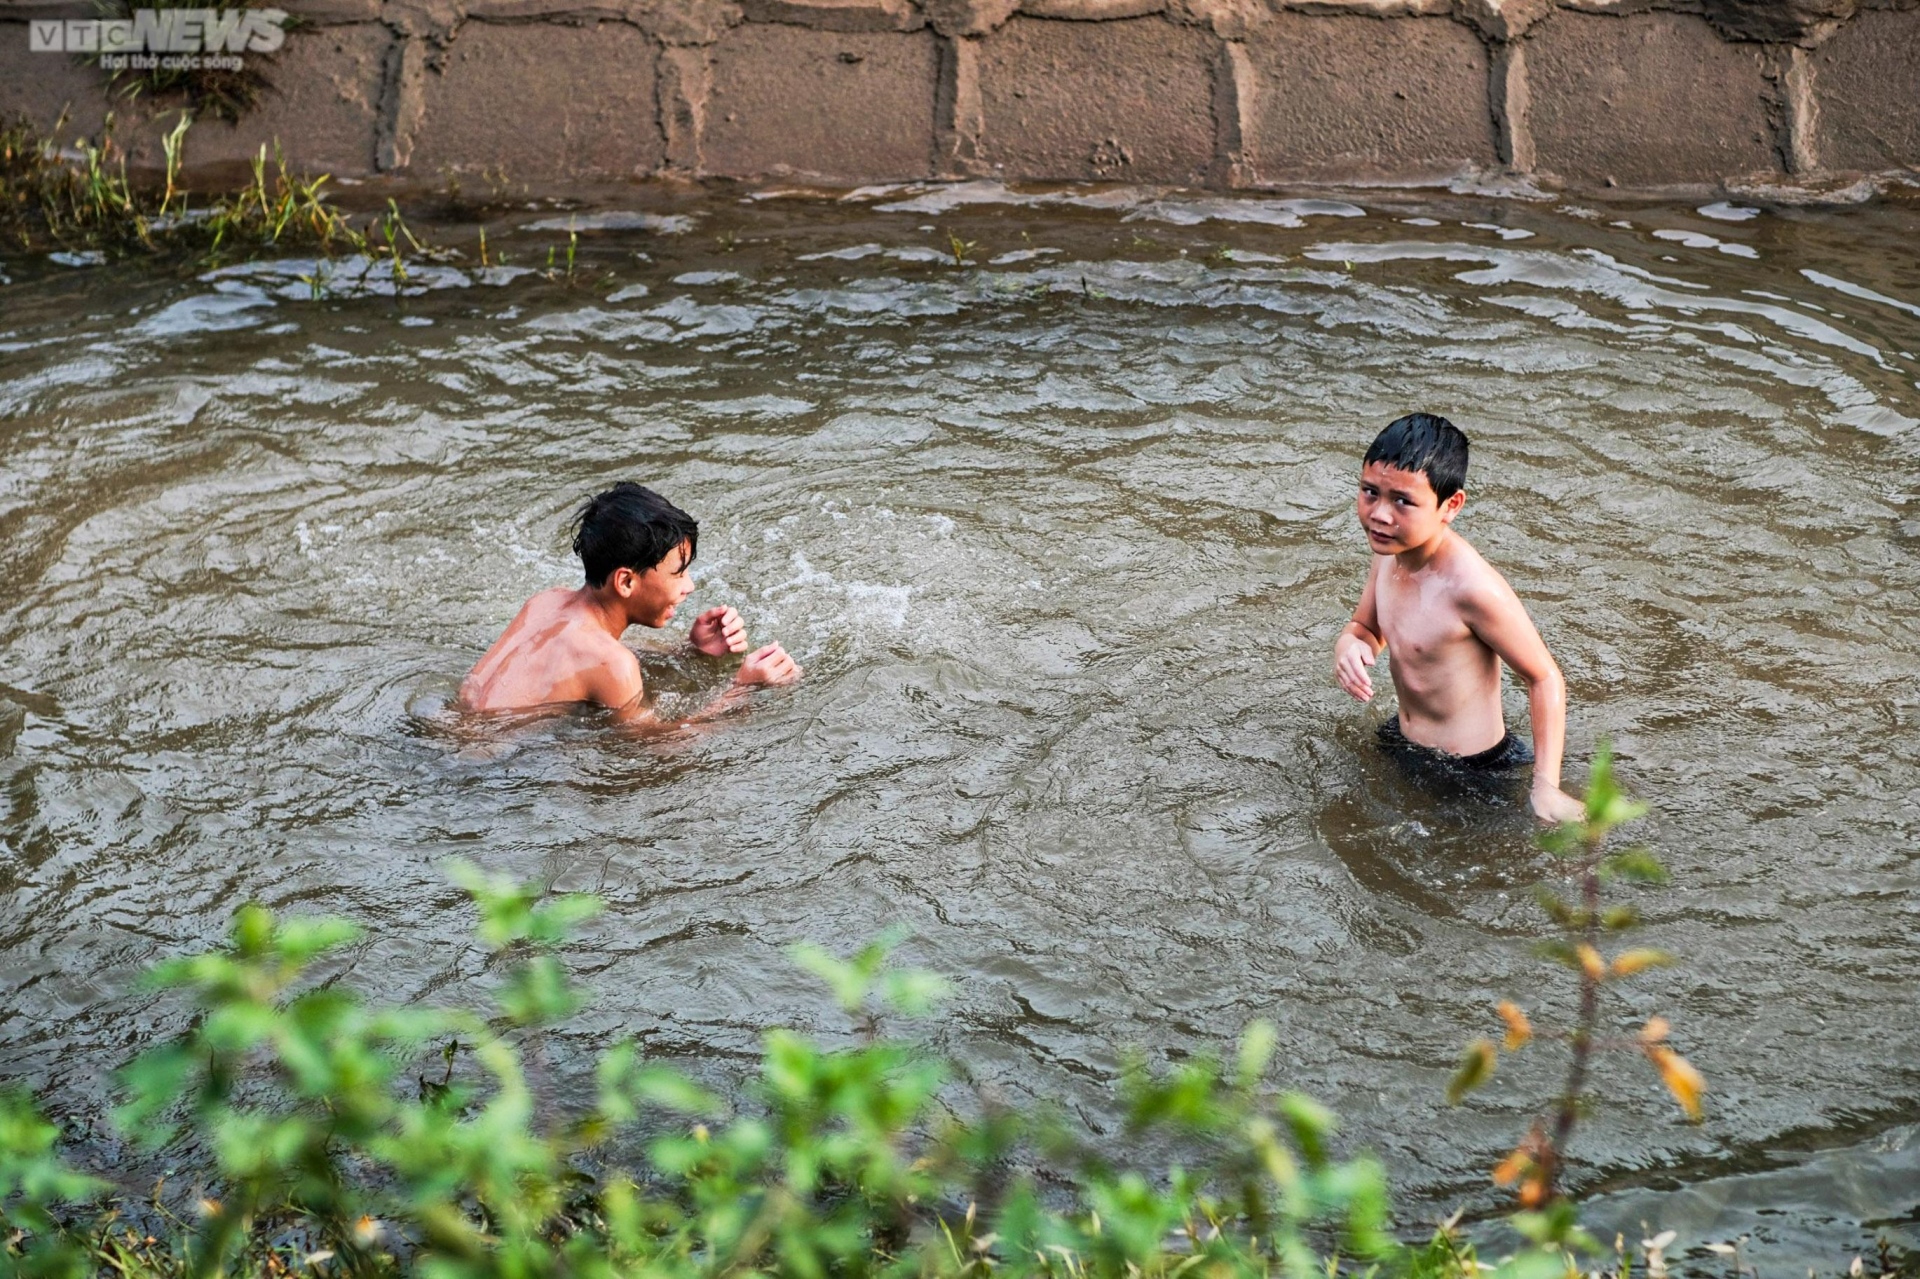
[1445,1040,1498,1106]
[791,943,867,1014]
[1533,888,1581,927]
[1581,740,1647,835]
[231,903,275,956]
[1278,1092,1336,1167]
[0,1089,107,1208]
[1533,939,1585,971]
[1235,1020,1278,1090]
[1601,905,1640,930]
[1510,1199,1602,1254]
[878,968,949,1017]
[627,1067,721,1117]
[446,859,534,949]
[112,1043,199,1142]
[526,893,603,945]
[1537,821,1581,857]
[1599,846,1668,884]
[274,915,361,963]
[1494,1248,1576,1279]
[498,955,582,1026]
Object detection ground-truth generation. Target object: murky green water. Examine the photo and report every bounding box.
[3,181,1918,1264]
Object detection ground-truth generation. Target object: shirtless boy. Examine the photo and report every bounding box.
[459,482,800,725]
[1332,414,1583,823]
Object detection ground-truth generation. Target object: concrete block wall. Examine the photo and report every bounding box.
[1,0,1916,193]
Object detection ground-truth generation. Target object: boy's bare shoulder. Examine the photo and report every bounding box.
[517,586,576,621]
[1441,533,1525,615]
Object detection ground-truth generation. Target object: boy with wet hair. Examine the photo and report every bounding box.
[1333,413,1583,822]
[460,482,799,724]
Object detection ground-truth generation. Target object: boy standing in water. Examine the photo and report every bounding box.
[1332,414,1583,822]
[460,482,800,725]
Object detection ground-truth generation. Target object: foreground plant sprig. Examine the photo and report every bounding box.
[1448,741,1705,1219]
[3,865,1404,1279]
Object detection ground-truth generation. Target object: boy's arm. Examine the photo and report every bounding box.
[602,643,803,734]
[1457,581,1584,824]
[1334,559,1387,702]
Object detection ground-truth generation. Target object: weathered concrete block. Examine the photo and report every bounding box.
[1528,10,1777,187]
[410,20,665,179]
[181,25,388,176]
[1243,14,1494,182]
[1813,8,1920,172]
[702,25,938,180]
[1700,0,1856,45]
[1454,0,1552,41]
[0,24,380,172]
[737,0,924,32]
[920,0,1020,37]
[0,27,116,142]
[977,16,1215,184]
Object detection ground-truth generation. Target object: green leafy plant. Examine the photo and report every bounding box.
[946,228,977,267]
[1448,742,1704,1236]
[4,867,1405,1279]
[1,113,435,269]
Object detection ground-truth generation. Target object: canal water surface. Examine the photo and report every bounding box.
[2,181,1917,1265]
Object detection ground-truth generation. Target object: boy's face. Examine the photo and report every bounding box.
[610,539,696,627]
[1356,461,1465,554]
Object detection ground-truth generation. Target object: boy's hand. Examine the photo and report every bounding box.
[735,643,802,687]
[690,606,748,656]
[1530,783,1585,825]
[1334,634,1377,702]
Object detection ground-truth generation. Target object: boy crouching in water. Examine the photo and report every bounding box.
[460,482,800,726]
[1333,414,1583,822]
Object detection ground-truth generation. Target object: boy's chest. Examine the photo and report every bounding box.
[1375,571,1473,661]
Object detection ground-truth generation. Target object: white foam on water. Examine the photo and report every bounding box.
[1802,268,1920,319]
[647,295,764,337]
[523,211,695,234]
[521,306,676,342]
[872,180,1143,215]
[989,248,1062,265]
[1698,202,1761,222]
[1652,227,1759,258]
[777,279,964,319]
[796,243,885,261]
[1445,167,1553,200]
[1308,238,1908,427]
[1123,197,1366,228]
[134,289,275,337]
[1462,221,1534,241]
[695,395,816,419]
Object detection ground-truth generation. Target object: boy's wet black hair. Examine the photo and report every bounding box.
[1364,412,1470,502]
[572,482,698,587]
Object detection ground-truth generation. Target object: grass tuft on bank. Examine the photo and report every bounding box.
[1,110,429,270]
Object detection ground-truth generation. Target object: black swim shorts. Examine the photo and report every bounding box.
[1377,714,1534,771]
